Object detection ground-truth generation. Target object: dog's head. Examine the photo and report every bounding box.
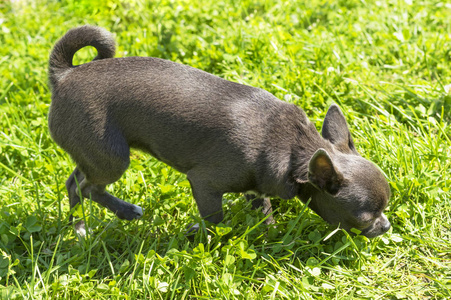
[301,104,391,238]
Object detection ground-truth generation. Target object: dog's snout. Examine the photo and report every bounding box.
[381,221,391,233]
[360,213,391,238]
[380,213,391,233]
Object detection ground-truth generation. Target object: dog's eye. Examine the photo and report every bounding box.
[356,212,376,225]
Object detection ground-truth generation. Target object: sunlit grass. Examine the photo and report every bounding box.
[1,0,450,298]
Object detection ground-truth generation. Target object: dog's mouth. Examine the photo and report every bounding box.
[358,214,391,238]
[360,227,387,238]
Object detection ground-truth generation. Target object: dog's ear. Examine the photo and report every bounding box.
[308,149,344,195]
[322,104,359,155]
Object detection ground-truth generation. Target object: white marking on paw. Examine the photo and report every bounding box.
[187,223,200,233]
[76,226,87,238]
[132,204,143,219]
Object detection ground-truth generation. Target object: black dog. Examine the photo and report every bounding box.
[48,26,391,238]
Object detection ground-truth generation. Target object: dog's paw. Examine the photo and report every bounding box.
[188,223,200,231]
[117,204,143,220]
[75,221,87,238]
[185,223,200,236]
[76,226,86,238]
[185,223,198,242]
[131,204,143,219]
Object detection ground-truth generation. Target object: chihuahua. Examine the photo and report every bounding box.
[48,26,391,238]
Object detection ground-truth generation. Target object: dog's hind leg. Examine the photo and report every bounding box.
[66,132,142,232]
[74,149,143,221]
[78,179,143,220]
[66,168,88,236]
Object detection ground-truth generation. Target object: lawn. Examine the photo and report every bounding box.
[0,0,450,298]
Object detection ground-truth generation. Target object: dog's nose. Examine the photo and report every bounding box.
[381,221,391,233]
[380,213,391,233]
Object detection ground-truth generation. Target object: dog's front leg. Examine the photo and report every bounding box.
[187,171,224,224]
[246,195,275,225]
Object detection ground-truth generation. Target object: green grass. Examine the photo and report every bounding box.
[1,0,450,298]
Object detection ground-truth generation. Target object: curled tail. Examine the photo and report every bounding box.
[48,25,116,89]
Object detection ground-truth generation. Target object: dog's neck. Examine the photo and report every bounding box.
[290,118,336,202]
[292,124,333,180]
[255,107,335,199]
